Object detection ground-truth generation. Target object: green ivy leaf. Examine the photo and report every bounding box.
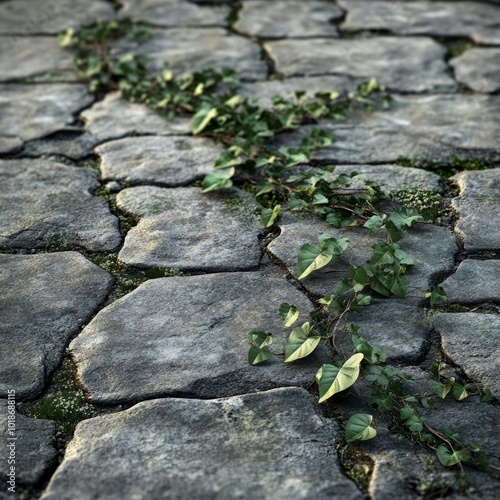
[364,215,386,235]
[436,444,469,467]
[480,388,493,402]
[425,286,447,306]
[316,353,364,403]
[192,106,218,135]
[389,207,422,230]
[453,382,469,401]
[296,243,334,280]
[284,322,321,362]
[248,345,272,365]
[279,303,299,327]
[432,377,455,399]
[346,413,377,442]
[261,205,281,228]
[201,167,234,193]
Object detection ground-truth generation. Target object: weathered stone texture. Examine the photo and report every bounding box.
[450,48,500,94]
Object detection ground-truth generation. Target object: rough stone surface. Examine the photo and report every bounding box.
[0,159,122,252]
[339,0,500,45]
[330,164,443,194]
[433,313,500,399]
[277,95,500,163]
[0,84,93,154]
[41,389,361,500]
[265,37,456,93]
[0,36,75,82]
[22,131,98,160]
[0,0,115,35]
[116,187,262,271]
[113,28,267,81]
[0,403,57,486]
[0,252,113,399]
[440,260,500,304]
[119,0,230,27]
[450,48,500,94]
[236,0,342,38]
[96,136,222,186]
[451,169,500,252]
[268,213,458,296]
[70,273,324,404]
[80,92,191,143]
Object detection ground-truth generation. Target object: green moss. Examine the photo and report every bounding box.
[43,232,72,252]
[394,189,443,222]
[339,443,373,493]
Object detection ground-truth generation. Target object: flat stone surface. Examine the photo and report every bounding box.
[22,131,98,160]
[41,388,361,499]
[0,0,115,35]
[451,169,500,252]
[440,260,500,304]
[0,84,94,154]
[236,0,342,38]
[80,92,191,143]
[96,136,222,186]
[0,252,113,400]
[339,0,500,45]
[265,37,456,93]
[433,313,500,399]
[113,28,267,81]
[450,48,500,94]
[0,159,122,252]
[0,402,57,486]
[268,213,458,296]
[119,0,230,27]
[0,36,75,82]
[277,95,500,163]
[330,164,443,194]
[69,273,326,404]
[116,187,262,271]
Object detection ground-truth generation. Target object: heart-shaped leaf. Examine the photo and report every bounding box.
[346,413,377,442]
[284,322,321,362]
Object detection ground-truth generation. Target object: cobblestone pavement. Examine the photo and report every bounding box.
[1,1,499,498]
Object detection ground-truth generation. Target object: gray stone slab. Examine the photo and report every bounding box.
[440,260,500,305]
[0,252,113,400]
[0,0,115,35]
[96,136,221,186]
[81,91,191,143]
[450,48,500,94]
[0,159,122,252]
[0,84,94,154]
[267,213,458,296]
[116,187,262,271]
[22,131,98,160]
[433,313,500,399]
[236,0,342,38]
[276,95,500,163]
[339,0,500,45]
[0,36,75,82]
[451,169,500,252]
[119,0,230,27]
[41,388,362,500]
[0,401,57,486]
[330,164,443,194]
[112,28,267,81]
[265,37,456,93]
[69,273,327,404]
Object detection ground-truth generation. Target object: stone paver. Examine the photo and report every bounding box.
[0,252,113,399]
[236,0,342,38]
[451,169,500,252]
[70,274,324,404]
[0,402,57,486]
[41,388,361,500]
[113,28,267,81]
[0,84,93,154]
[96,136,222,186]
[22,131,97,161]
[433,313,500,399]
[0,0,115,35]
[440,260,500,304]
[80,92,191,143]
[0,36,75,82]
[268,213,458,296]
[116,186,262,271]
[450,48,500,94]
[265,37,456,93]
[338,0,500,45]
[119,0,230,27]
[277,95,500,163]
[0,159,122,252]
